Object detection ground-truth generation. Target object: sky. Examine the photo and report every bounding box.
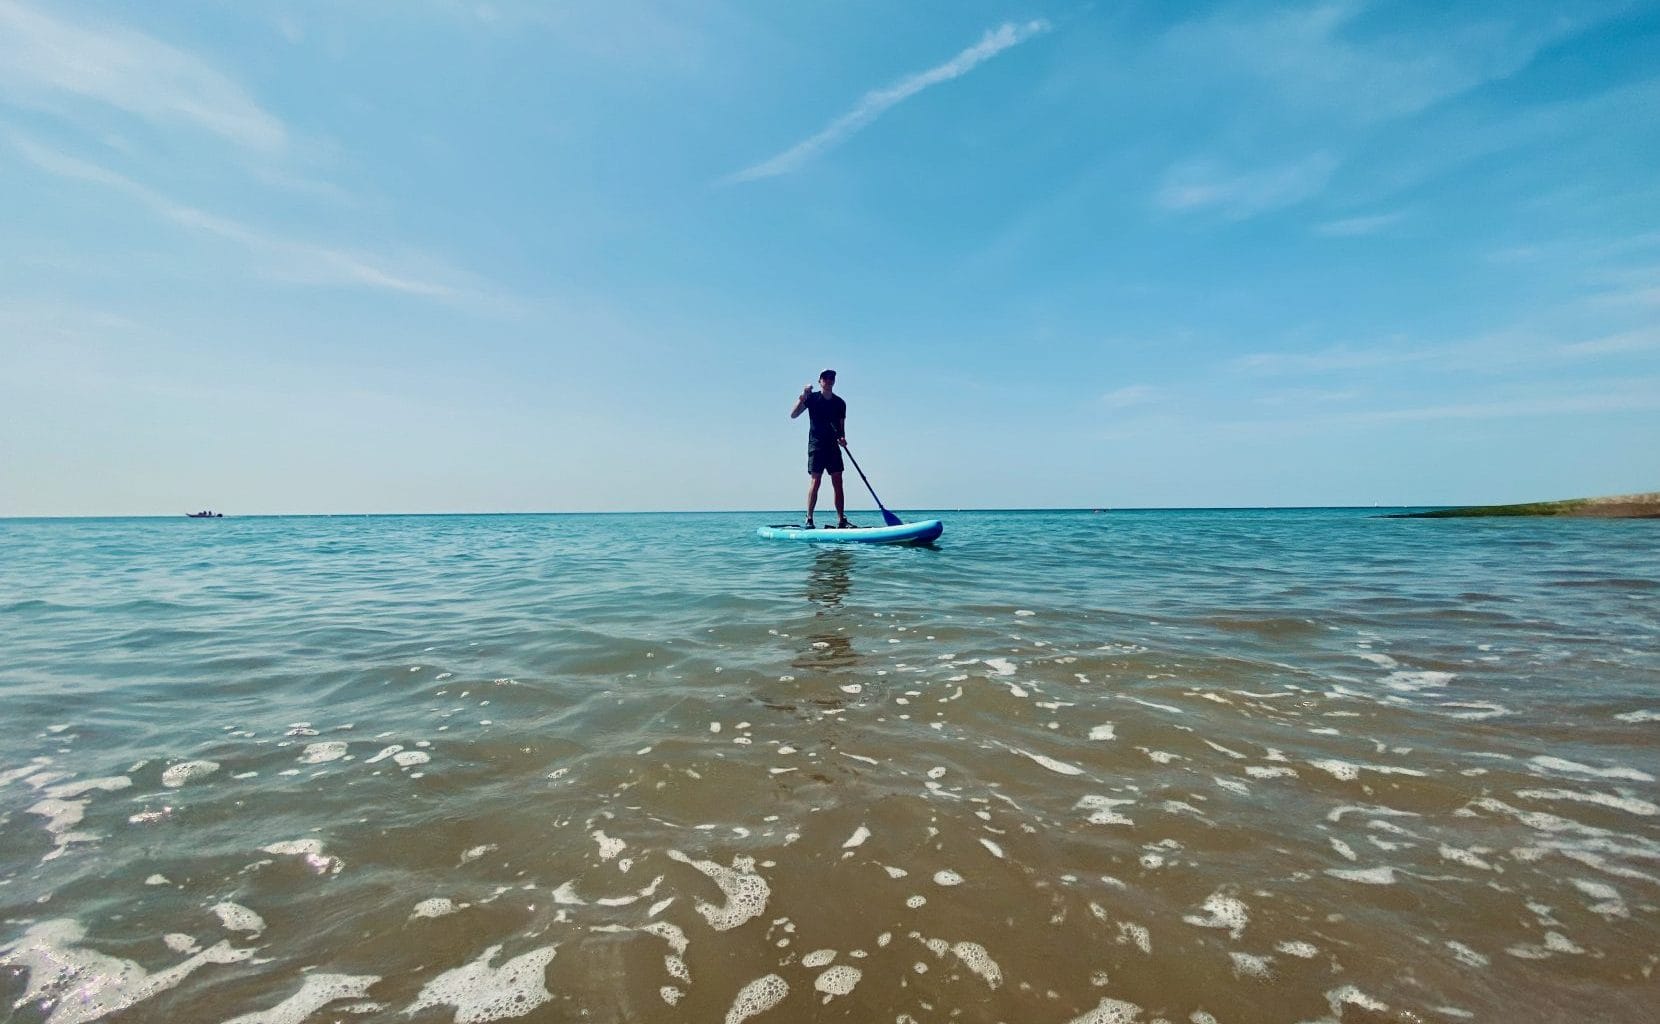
[2,0,1658,515]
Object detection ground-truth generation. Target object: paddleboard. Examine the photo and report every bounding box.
[756,520,943,545]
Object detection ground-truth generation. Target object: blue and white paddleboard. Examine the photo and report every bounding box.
[756,519,943,545]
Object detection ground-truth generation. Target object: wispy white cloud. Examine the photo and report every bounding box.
[1099,384,1160,409]
[1164,1,1593,124]
[726,19,1050,184]
[8,135,491,304]
[1329,386,1660,424]
[1560,329,1660,357]
[0,0,287,152]
[1253,386,1361,407]
[1314,211,1403,237]
[1156,152,1337,219]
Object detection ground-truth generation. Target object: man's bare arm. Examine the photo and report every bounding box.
[790,385,812,418]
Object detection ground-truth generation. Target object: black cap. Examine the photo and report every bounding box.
[820,369,837,381]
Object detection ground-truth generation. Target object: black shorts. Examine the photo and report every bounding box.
[808,443,843,475]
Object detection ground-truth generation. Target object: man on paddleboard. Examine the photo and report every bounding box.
[790,369,851,529]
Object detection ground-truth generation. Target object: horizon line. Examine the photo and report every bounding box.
[3,503,1464,521]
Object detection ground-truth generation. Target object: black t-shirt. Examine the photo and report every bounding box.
[804,392,846,445]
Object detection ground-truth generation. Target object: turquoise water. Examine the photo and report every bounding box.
[2,510,1658,1022]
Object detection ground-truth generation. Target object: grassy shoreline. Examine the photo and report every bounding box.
[1389,491,1660,519]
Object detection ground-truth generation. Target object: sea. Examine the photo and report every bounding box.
[1,509,1657,1024]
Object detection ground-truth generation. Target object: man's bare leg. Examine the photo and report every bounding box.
[806,470,823,526]
[831,471,849,526]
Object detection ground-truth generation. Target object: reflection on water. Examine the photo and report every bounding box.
[797,548,857,670]
[805,548,853,610]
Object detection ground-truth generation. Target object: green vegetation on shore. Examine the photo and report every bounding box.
[1389,492,1660,519]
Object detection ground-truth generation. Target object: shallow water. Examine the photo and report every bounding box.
[2,510,1658,1023]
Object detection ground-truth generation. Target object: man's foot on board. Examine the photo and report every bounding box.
[836,518,854,529]
[803,518,814,529]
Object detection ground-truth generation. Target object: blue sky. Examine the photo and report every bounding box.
[2,0,1657,515]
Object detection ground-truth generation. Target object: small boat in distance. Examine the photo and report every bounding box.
[186,510,224,518]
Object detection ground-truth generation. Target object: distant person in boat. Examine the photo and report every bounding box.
[789,369,851,529]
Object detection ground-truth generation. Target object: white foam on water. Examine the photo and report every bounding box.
[406,943,557,1023]
[1246,765,1297,779]
[951,941,1002,987]
[1438,844,1494,870]
[839,684,862,694]
[1182,891,1248,939]
[1139,748,1180,765]
[1203,740,1246,760]
[413,898,458,919]
[724,973,788,1024]
[45,776,131,800]
[298,742,348,764]
[393,751,430,767]
[1275,940,1317,958]
[802,949,836,968]
[980,838,1005,859]
[1516,788,1658,817]
[0,919,251,1024]
[933,869,963,886]
[1116,922,1151,954]
[1529,756,1654,782]
[1011,747,1084,775]
[1015,609,1035,617]
[1329,838,1357,862]
[145,874,170,886]
[1545,931,1585,954]
[594,875,663,907]
[162,934,197,953]
[1382,670,1454,692]
[1446,940,1489,967]
[1327,985,1388,1016]
[1213,776,1250,796]
[1325,866,1397,884]
[905,895,926,908]
[592,830,627,860]
[1229,951,1273,978]
[212,901,265,934]
[640,920,689,956]
[1088,723,1116,741]
[1075,795,1135,826]
[162,760,220,788]
[1309,759,1359,781]
[28,798,95,857]
[842,826,871,849]
[1191,1012,1218,1024]
[222,972,381,1024]
[1570,877,1620,900]
[983,658,1016,676]
[1356,651,1399,669]
[460,844,496,864]
[1440,701,1510,720]
[1327,803,1418,823]
[813,964,861,1000]
[667,850,770,931]
[1614,709,1660,723]
[260,839,344,875]
[841,752,879,765]
[1065,996,1145,1024]
[660,986,682,1005]
[883,865,908,879]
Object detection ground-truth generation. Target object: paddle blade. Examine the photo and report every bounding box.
[880,508,904,527]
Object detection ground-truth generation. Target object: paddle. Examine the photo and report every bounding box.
[840,443,904,527]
